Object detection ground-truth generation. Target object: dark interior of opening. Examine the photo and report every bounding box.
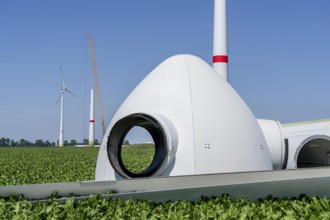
[297,138,330,168]
[282,138,289,169]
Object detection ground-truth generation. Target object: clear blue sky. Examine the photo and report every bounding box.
[1,0,329,143]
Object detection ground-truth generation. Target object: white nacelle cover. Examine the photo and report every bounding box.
[257,119,286,169]
[96,54,273,181]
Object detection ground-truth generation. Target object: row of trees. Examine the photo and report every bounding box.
[0,138,99,147]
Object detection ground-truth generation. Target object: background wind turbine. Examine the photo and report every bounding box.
[57,66,77,147]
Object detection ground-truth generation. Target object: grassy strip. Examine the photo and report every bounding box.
[1,194,330,219]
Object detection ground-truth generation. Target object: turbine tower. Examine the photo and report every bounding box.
[213,0,228,81]
[57,66,77,147]
[88,89,95,147]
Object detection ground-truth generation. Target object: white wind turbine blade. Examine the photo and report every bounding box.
[65,88,78,98]
[60,65,77,98]
[60,65,64,80]
[56,90,64,103]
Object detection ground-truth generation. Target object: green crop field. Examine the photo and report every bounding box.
[1,146,330,219]
[0,147,99,185]
[0,145,155,186]
[121,143,155,174]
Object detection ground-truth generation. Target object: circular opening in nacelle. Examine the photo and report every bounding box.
[107,114,167,178]
[297,137,330,168]
[120,126,156,174]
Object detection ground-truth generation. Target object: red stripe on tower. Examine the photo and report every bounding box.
[90,120,95,123]
[213,55,228,63]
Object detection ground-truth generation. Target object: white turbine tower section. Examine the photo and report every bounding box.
[213,0,287,167]
[89,89,95,147]
[213,0,228,81]
[58,81,65,147]
[56,67,77,147]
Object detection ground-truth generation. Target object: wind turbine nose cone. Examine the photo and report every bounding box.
[96,54,272,181]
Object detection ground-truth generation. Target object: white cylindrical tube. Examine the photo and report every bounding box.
[213,0,228,81]
[257,119,286,169]
[89,89,95,147]
[59,89,64,147]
